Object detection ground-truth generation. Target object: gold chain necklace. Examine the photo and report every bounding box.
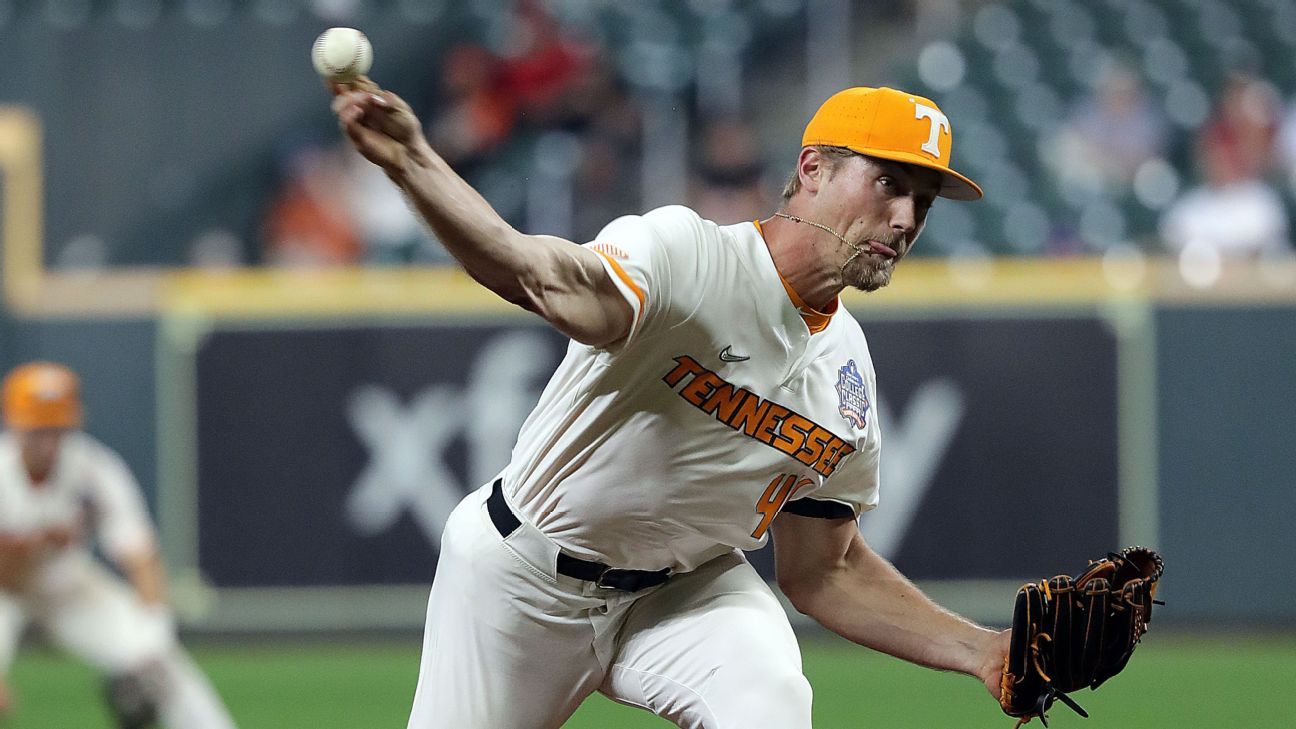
[772,212,867,269]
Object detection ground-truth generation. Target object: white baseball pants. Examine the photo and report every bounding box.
[406,483,813,728]
[0,557,236,729]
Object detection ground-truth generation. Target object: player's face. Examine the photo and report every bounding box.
[819,156,940,292]
[15,428,67,482]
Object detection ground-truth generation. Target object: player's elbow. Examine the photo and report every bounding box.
[511,238,568,304]
[777,569,829,617]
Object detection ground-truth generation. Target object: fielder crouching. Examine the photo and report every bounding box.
[0,362,236,728]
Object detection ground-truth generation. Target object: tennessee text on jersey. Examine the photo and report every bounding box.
[662,355,856,477]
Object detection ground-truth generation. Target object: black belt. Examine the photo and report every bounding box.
[486,479,671,593]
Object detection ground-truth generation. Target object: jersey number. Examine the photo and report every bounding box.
[752,473,812,539]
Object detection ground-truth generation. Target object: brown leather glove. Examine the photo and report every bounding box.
[999,547,1164,726]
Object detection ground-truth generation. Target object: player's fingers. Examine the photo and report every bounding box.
[349,75,381,93]
[340,118,370,150]
[334,94,363,122]
[331,89,359,115]
[340,95,412,140]
[325,79,362,96]
[361,94,419,137]
[370,106,413,138]
[340,110,384,144]
[379,90,415,116]
[332,90,383,121]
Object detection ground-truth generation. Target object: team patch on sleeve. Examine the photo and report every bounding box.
[835,359,870,429]
[588,244,646,322]
[589,242,629,259]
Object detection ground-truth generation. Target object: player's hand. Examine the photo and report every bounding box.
[0,534,38,590]
[977,628,1012,699]
[41,524,78,549]
[329,76,426,176]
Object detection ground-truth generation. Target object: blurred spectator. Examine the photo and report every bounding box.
[689,118,769,225]
[426,44,517,173]
[1045,62,1169,194]
[427,1,595,165]
[1197,73,1282,186]
[423,4,640,248]
[261,142,363,267]
[1277,99,1296,192]
[342,149,449,265]
[561,65,644,242]
[1159,75,1290,258]
[495,0,596,130]
[571,133,641,243]
[1159,179,1289,258]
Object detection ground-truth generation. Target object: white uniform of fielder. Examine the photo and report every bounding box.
[409,206,881,727]
[0,382,236,728]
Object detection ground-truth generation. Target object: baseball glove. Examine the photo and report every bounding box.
[999,546,1164,727]
[104,669,162,729]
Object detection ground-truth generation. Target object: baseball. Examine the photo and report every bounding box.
[311,27,373,82]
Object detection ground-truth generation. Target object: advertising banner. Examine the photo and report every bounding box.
[195,315,1118,589]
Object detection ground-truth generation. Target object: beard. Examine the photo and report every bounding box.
[843,251,898,292]
[844,226,918,292]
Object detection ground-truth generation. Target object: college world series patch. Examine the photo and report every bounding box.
[835,359,870,428]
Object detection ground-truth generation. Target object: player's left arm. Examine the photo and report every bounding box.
[0,532,40,592]
[88,446,170,607]
[771,512,1009,697]
[331,81,633,348]
[115,549,168,606]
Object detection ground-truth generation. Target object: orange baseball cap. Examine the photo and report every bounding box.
[803,87,982,201]
[2,361,83,430]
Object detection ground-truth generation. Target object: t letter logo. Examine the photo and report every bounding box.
[913,103,949,159]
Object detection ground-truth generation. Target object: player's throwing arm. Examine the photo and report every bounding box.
[318,29,632,347]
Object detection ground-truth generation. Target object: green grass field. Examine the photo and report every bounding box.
[4,630,1294,728]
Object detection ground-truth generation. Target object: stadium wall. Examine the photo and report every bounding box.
[4,263,1294,629]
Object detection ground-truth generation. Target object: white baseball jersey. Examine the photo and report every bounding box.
[0,432,237,729]
[504,205,882,572]
[0,431,155,593]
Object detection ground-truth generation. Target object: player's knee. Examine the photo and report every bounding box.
[760,668,813,712]
[716,664,812,727]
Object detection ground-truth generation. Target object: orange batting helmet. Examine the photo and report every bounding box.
[2,361,84,430]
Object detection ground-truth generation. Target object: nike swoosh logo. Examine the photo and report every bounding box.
[719,346,749,363]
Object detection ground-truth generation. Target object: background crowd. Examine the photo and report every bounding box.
[3,0,1294,270]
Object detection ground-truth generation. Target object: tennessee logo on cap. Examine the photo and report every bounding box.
[803,87,982,201]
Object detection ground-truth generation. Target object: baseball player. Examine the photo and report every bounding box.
[0,362,237,729]
[331,81,1012,727]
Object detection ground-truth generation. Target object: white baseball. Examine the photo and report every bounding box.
[312,27,373,82]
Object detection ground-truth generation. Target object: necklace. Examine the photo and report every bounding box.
[772,212,868,269]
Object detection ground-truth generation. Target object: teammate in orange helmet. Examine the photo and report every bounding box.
[0,362,236,728]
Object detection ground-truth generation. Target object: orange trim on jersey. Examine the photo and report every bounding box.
[594,249,646,322]
[752,220,838,335]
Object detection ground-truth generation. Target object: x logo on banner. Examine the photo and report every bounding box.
[343,331,557,547]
